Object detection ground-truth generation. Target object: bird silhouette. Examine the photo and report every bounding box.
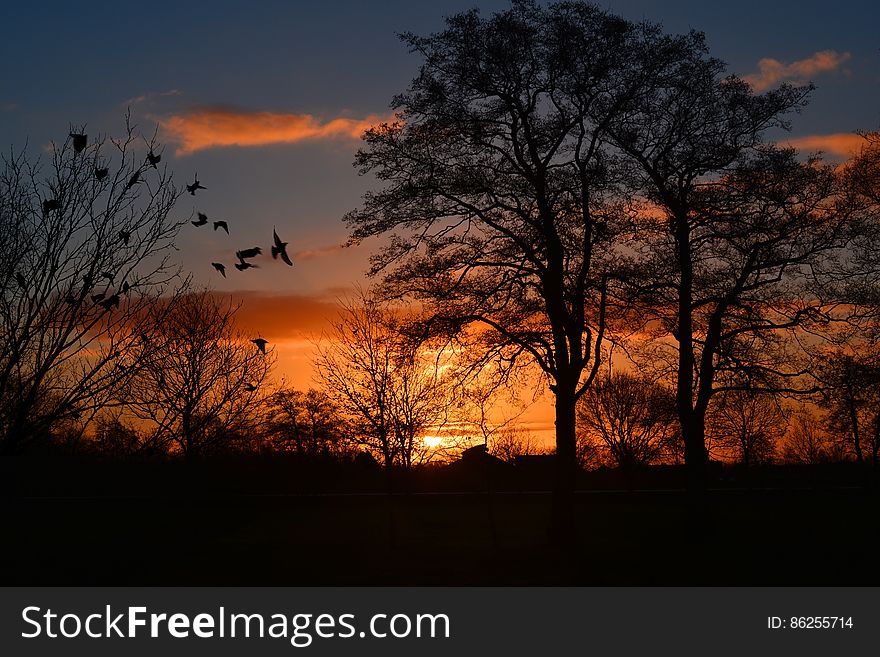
[121,281,130,294]
[213,220,229,234]
[100,294,120,311]
[234,261,257,271]
[272,227,293,266]
[125,171,140,190]
[119,230,130,245]
[15,272,26,288]
[192,212,208,227]
[146,151,161,168]
[186,174,206,195]
[211,262,226,277]
[42,199,60,215]
[243,383,257,392]
[95,167,109,181]
[236,247,262,260]
[251,338,268,354]
[70,133,87,153]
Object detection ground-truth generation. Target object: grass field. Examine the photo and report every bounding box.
[2,489,875,585]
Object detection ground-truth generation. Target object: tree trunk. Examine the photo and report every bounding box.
[680,409,708,495]
[549,384,578,547]
[673,210,709,497]
[847,395,863,464]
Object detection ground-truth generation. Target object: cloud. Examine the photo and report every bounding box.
[744,50,851,91]
[122,88,182,107]
[784,132,865,158]
[161,108,387,155]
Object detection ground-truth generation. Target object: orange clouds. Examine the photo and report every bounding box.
[744,50,851,91]
[784,132,865,158]
[162,109,386,155]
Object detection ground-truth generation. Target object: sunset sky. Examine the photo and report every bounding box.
[2,0,878,440]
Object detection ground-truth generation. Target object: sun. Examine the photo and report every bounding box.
[422,435,443,449]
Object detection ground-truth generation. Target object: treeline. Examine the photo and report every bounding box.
[1,123,879,479]
[575,372,875,472]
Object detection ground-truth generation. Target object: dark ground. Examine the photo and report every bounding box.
[2,485,876,585]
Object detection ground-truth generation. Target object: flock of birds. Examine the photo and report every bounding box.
[31,131,285,372]
[178,151,293,363]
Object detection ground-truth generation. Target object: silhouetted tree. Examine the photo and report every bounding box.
[490,425,543,463]
[314,289,451,469]
[124,291,274,459]
[818,353,880,466]
[847,131,880,204]
[344,0,670,536]
[90,411,146,458]
[612,64,861,491]
[706,389,786,468]
[811,133,880,466]
[0,117,186,452]
[576,372,678,470]
[267,388,350,458]
[781,407,840,465]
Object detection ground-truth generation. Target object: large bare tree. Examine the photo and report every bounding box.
[608,60,864,490]
[0,118,186,452]
[344,1,669,535]
[706,389,787,469]
[576,372,678,470]
[124,291,274,459]
[314,290,451,470]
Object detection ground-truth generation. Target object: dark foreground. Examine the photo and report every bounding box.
[1,488,875,585]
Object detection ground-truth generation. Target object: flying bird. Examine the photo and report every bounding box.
[213,220,229,234]
[236,247,262,261]
[243,383,257,393]
[192,212,208,227]
[234,261,257,271]
[100,294,120,311]
[251,338,268,354]
[211,262,226,278]
[186,174,206,195]
[119,230,130,245]
[95,167,109,181]
[125,171,140,190]
[69,133,87,153]
[271,227,293,266]
[42,199,60,215]
[146,151,161,168]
